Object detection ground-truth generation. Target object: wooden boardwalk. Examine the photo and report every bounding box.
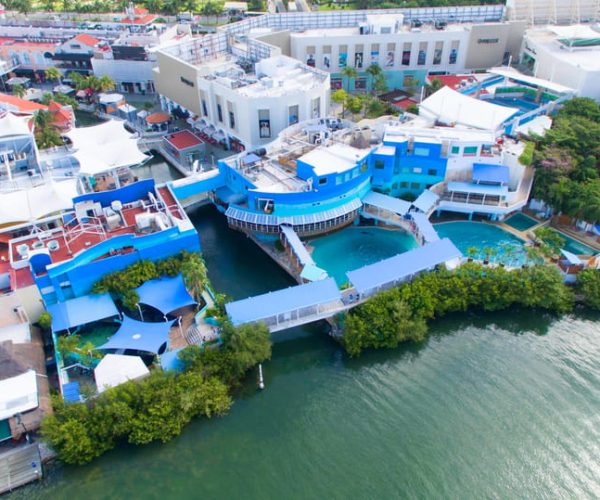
[0,444,42,495]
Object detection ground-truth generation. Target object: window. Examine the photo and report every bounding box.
[180,76,194,87]
[201,100,208,116]
[381,27,391,34]
[417,42,427,65]
[229,111,235,129]
[463,146,478,156]
[311,97,320,118]
[289,104,299,125]
[402,50,411,66]
[427,168,437,176]
[374,159,385,169]
[258,109,271,138]
[217,104,223,122]
[451,146,460,154]
[449,41,459,64]
[400,181,409,188]
[433,42,443,65]
[414,147,428,156]
[319,177,327,185]
[354,44,363,68]
[410,182,420,189]
[354,77,367,90]
[478,38,499,44]
[331,78,342,90]
[412,167,422,174]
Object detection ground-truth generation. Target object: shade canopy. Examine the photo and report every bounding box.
[97,315,173,354]
[0,112,31,137]
[411,212,440,243]
[419,87,519,131]
[135,275,196,316]
[412,189,440,213]
[347,238,462,295]
[65,120,149,176]
[561,249,583,265]
[226,278,341,326]
[94,354,149,393]
[472,163,509,185]
[0,179,78,226]
[363,190,411,216]
[47,293,119,333]
[447,181,509,197]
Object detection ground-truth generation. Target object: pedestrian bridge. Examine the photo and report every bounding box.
[225,238,462,333]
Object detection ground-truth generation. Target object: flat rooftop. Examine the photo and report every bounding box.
[526,26,600,71]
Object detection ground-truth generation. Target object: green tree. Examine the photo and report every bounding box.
[11,84,26,98]
[220,320,272,377]
[97,75,116,93]
[365,63,382,94]
[425,77,443,97]
[341,66,358,92]
[372,73,388,95]
[577,269,600,310]
[331,88,347,117]
[45,67,62,84]
[345,94,364,119]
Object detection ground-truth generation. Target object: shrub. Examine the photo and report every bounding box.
[519,141,535,166]
[577,269,600,310]
[38,311,52,331]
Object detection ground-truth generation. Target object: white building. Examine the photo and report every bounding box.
[521,25,600,101]
[155,50,330,150]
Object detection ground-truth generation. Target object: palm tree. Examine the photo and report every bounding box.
[341,66,358,93]
[425,78,444,97]
[97,75,115,93]
[365,64,382,94]
[12,84,26,98]
[45,67,62,84]
[466,246,479,262]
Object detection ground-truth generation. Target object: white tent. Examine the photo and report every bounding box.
[0,179,78,225]
[65,120,149,176]
[0,112,32,137]
[94,354,149,393]
[0,370,38,420]
[419,87,520,132]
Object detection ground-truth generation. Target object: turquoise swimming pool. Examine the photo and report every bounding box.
[550,229,597,255]
[310,226,418,286]
[504,213,538,232]
[434,221,531,267]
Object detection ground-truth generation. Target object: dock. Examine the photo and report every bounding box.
[0,444,43,495]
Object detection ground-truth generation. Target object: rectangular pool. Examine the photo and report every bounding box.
[551,229,598,255]
[504,213,538,232]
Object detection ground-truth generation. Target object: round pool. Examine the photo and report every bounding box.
[434,221,530,267]
[310,226,418,286]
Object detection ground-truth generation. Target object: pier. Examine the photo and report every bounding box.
[0,444,42,495]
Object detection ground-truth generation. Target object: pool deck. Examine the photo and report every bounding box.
[550,223,600,253]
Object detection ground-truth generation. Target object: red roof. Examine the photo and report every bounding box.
[146,112,170,124]
[0,93,48,114]
[48,101,74,127]
[72,33,101,47]
[165,130,203,150]
[427,74,479,91]
[120,14,157,25]
[392,97,418,110]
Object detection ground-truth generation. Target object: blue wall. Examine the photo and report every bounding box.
[169,171,226,200]
[40,227,200,304]
[73,179,156,207]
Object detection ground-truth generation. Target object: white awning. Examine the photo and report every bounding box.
[94,354,149,393]
[66,120,149,175]
[0,370,38,420]
[489,67,574,95]
[0,179,78,225]
[0,112,31,137]
[419,87,519,131]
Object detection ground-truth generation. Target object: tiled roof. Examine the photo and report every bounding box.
[165,130,203,150]
[72,33,101,47]
[0,93,48,113]
[120,14,157,25]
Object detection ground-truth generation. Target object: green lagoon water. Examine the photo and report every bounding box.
[14,206,600,499]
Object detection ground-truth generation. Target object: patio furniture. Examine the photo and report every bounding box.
[32,240,45,250]
[47,240,60,252]
[16,244,29,258]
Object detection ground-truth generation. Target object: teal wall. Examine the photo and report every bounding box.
[332,69,428,92]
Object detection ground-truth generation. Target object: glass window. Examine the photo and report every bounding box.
[433,42,443,65]
[417,50,426,65]
[374,159,385,169]
[400,181,409,188]
[463,146,478,156]
[331,78,342,90]
[217,103,223,122]
[289,104,299,125]
[412,167,422,174]
[354,78,367,90]
[410,182,420,189]
[402,50,410,66]
[258,109,271,138]
[229,111,235,129]
[319,177,327,185]
[414,147,428,156]
[427,168,437,176]
[201,100,207,117]
[451,146,460,154]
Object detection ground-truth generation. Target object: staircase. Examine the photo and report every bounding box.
[0,444,42,495]
[186,323,203,345]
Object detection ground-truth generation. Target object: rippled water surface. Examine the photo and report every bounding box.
[14,206,600,500]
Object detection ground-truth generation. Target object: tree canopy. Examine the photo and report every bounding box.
[532,98,600,223]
